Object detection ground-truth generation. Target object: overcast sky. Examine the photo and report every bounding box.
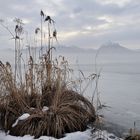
[0,0,140,49]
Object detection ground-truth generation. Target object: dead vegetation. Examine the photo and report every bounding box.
[125,134,140,140]
[0,11,96,138]
[0,54,96,138]
[125,122,140,140]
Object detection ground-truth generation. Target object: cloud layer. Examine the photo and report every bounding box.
[0,0,140,49]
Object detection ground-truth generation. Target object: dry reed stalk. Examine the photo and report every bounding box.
[0,72,96,138]
[0,11,96,138]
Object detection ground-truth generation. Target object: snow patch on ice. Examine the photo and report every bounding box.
[12,113,30,127]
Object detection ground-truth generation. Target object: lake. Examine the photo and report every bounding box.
[59,52,140,133]
[1,49,140,134]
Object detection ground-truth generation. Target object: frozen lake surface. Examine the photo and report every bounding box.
[61,52,140,132]
[1,49,140,133]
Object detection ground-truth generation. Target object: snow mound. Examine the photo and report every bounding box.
[12,113,30,127]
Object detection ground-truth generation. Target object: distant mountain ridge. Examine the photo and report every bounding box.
[56,42,136,54]
[1,42,138,54]
[98,42,133,54]
[56,46,96,53]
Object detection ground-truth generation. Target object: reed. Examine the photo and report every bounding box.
[0,10,96,138]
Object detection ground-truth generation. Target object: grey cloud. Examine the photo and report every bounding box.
[0,0,140,49]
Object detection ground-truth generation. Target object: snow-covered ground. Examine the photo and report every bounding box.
[0,129,122,140]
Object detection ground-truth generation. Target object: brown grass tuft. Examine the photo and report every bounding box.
[0,12,96,138]
[0,57,96,138]
[0,84,96,138]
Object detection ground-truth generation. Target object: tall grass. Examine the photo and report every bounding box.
[0,11,96,138]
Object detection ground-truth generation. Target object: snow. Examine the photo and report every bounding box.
[12,113,30,127]
[42,106,49,112]
[0,129,123,140]
[0,132,34,140]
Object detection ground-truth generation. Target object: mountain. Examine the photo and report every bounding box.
[1,42,138,54]
[135,49,140,52]
[98,42,133,54]
[56,42,136,54]
[56,46,96,53]
[56,46,83,53]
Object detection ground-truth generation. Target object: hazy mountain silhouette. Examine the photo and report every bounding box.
[56,46,96,53]
[56,42,136,54]
[1,42,138,54]
[98,42,133,54]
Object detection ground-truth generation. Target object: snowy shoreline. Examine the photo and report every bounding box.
[0,129,123,140]
[0,112,127,140]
